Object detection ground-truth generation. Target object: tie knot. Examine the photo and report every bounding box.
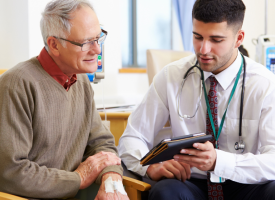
[209,76,217,83]
[209,76,218,88]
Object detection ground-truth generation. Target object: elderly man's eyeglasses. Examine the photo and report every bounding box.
[54,29,107,52]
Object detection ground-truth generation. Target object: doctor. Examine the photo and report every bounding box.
[118,0,275,199]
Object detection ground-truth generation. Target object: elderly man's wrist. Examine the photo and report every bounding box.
[101,172,122,183]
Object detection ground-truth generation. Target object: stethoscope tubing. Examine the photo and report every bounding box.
[239,55,246,137]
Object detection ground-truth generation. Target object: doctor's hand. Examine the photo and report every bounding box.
[174,141,217,171]
[146,159,191,182]
[95,172,129,200]
[75,151,121,190]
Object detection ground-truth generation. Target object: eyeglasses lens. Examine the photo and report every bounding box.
[81,33,107,51]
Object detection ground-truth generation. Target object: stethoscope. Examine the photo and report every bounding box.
[177,54,246,153]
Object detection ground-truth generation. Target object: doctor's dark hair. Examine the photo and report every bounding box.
[192,0,246,31]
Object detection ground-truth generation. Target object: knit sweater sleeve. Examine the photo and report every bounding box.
[0,69,80,199]
[82,83,123,184]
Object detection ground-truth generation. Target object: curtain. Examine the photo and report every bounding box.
[173,0,196,52]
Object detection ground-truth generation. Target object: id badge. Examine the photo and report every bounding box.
[210,173,226,183]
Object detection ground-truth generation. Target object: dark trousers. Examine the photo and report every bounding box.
[149,178,275,200]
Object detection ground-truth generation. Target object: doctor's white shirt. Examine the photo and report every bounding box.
[118,52,275,184]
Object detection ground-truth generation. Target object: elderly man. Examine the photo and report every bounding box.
[0,0,128,199]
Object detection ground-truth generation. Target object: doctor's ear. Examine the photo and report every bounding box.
[235,30,245,48]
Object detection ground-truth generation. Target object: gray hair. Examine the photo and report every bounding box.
[40,0,94,51]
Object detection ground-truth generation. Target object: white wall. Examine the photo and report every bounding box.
[28,0,50,58]
[242,0,275,60]
[0,0,29,69]
[1,0,274,105]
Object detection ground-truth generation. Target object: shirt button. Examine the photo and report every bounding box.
[66,79,69,82]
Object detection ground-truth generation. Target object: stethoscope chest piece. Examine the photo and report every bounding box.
[234,139,245,153]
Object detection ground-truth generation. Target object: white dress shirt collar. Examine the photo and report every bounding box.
[203,51,242,90]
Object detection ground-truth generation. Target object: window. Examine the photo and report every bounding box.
[121,0,173,68]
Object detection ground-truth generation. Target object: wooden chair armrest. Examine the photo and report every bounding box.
[123,176,151,200]
[0,192,27,200]
[123,176,151,191]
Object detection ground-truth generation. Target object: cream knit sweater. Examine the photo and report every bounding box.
[0,57,122,199]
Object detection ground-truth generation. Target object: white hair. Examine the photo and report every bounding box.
[40,0,94,51]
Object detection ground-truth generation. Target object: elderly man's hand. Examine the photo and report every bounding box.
[146,159,191,182]
[94,172,129,200]
[75,151,121,189]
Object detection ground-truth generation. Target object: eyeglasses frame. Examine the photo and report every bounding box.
[53,29,108,51]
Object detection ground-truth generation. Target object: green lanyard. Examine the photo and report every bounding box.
[202,56,244,148]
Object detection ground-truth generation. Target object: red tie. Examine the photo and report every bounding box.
[206,76,224,200]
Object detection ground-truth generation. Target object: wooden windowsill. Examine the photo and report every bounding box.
[119,68,147,74]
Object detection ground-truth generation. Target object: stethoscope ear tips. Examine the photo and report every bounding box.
[234,141,245,153]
